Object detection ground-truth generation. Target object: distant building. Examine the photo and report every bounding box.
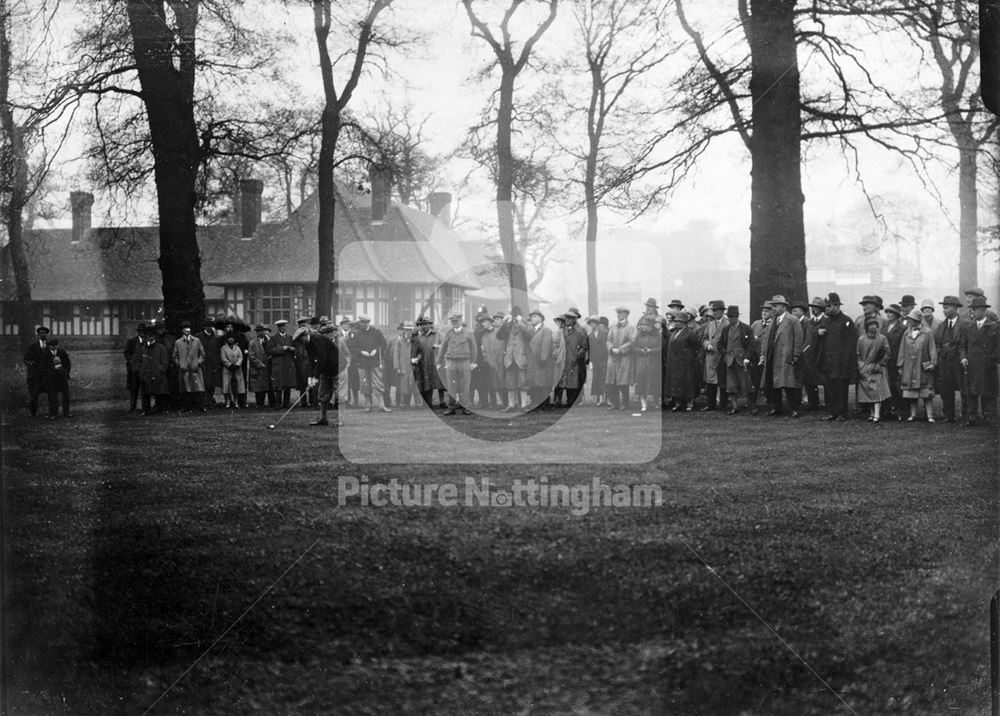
[0,169,480,337]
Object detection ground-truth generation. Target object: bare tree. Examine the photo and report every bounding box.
[0,0,79,338]
[569,0,674,314]
[462,0,559,312]
[312,0,396,317]
[359,102,442,207]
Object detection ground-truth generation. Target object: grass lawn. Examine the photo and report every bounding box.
[2,402,997,714]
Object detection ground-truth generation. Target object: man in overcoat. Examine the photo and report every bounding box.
[123,323,146,412]
[247,325,273,408]
[818,293,857,420]
[171,322,206,412]
[698,299,729,411]
[606,307,636,411]
[411,316,444,409]
[135,330,170,415]
[198,319,221,409]
[759,295,803,417]
[715,306,755,414]
[748,302,772,414]
[882,304,906,419]
[665,311,700,411]
[351,315,392,413]
[560,309,589,409]
[800,297,828,411]
[269,319,298,409]
[934,295,970,422]
[961,296,999,426]
[526,308,554,410]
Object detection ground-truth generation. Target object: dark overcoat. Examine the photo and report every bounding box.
[411,329,444,392]
[665,327,700,399]
[268,331,298,389]
[561,325,590,390]
[136,340,170,395]
[964,320,1000,396]
[817,312,857,382]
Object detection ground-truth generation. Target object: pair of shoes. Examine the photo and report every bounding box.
[790,411,800,418]
[906,416,915,422]
[822,415,837,421]
[726,409,737,415]
[749,408,758,416]
[872,417,880,424]
[63,413,74,419]
[380,406,393,413]
[768,409,780,416]
[927,417,935,423]
[462,408,472,416]
[336,419,345,427]
[46,415,57,421]
[309,418,329,426]
[443,408,456,415]
[365,407,372,413]
[699,406,712,412]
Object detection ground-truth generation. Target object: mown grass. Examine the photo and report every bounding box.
[2,404,997,714]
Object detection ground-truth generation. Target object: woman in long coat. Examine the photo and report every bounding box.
[634,316,662,412]
[605,309,636,410]
[897,309,937,422]
[587,317,609,406]
[856,319,891,422]
[665,312,701,411]
[411,320,444,407]
[221,336,246,408]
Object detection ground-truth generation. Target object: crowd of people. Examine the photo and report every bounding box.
[22,286,1000,428]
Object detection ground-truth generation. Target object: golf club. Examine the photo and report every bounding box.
[266,391,307,429]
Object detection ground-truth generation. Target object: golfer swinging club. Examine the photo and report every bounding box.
[293,320,349,427]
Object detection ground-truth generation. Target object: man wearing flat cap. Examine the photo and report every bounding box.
[962,296,1000,426]
[934,295,969,422]
[800,297,828,411]
[525,308,554,410]
[438,312,477,415]
[758,295,803,417]
[960,287,1000,323]
[23,325,52,416]
[818,292,857,420]
[496,307,533,412]
[606,306,636,410]
[350,315,391,413]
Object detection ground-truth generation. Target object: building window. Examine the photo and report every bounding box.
[121,301,160,321]
[247,286,294,326]
[49,303,74,322]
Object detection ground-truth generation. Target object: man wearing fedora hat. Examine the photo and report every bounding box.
[758,295,803,417]
[715,305,755,414]
[962,295,1000,426]
[698,299,729,411]
[818,293,857,420]
[855,295,886,337]
[525,309,554,410]
[560,309,589,409]
[933,295,969,422]
[269,319,298,409]
[747,302,772,414]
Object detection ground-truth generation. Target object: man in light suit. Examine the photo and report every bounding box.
[497,306,533,412]
[758,295,803,417]
[715,306,755,414]
[698,299,729,411]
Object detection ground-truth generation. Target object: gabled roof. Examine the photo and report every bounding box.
[0,181,480,302]
[206,182,478,288]
[0,224,245,302]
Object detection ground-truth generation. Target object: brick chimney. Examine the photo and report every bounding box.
[69,191,93,244]
[369,165,391,223]
[427,191,452,229]
[239,178,263,238]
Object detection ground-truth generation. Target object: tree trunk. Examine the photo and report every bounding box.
[127,0,205,335]
[956,139,978,290]
[496,68,529,312]
[315,107,339,319]
[584,112,600,316]
[746,0,807,312]
[6,154,37,339]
